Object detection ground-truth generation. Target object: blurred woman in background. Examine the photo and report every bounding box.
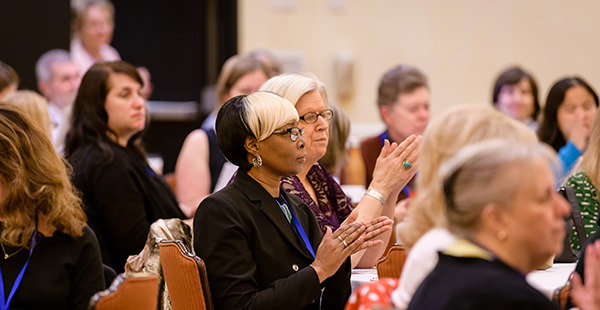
[65,61,185,272]
[4,90,52,139]
[565,111,600,252]
[0,61,18,101]
[320,102,351,179]
[492,66,540,130]
[175,53,271,215]
[70,0,120,75]
[538,76,599,175]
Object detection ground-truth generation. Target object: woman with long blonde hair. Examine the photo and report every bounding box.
[0,102,104,309]
[393,105,538,309]
[565,111,600,251]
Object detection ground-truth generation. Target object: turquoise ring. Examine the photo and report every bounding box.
[403,160,412,169]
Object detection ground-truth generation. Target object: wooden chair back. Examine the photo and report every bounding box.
[376,243,408,279]
[159,240,213,310]
[89,272,159,310]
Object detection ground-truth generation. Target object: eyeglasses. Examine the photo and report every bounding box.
[273,127,305,142]
[299,109,334,123]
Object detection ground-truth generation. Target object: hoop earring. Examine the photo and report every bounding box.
[252,155,262,168]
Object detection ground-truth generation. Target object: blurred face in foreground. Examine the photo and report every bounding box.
[495,158,570,271]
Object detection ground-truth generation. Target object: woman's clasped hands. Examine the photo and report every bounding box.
[311,210,393,282]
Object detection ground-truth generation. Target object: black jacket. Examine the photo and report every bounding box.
[193,170,351,310]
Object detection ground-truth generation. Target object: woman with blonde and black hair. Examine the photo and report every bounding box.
[408,140,600,309]
[0,103,104,309]
[565,111,600,252]
[392,105,538,309]
[261,73,420,268]
[175,53,271,215]
[194,92,391,309]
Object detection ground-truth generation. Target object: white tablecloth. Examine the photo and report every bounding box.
[351,263,575,299]
[350,268,378,292]
[527,263,576,299]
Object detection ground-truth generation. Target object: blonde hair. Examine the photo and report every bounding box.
[216,54,268,106]
[5,91,52,140]
[320,102,350,174]
[0,103,86,248]
[260,72,329,107]
[441,140,557,237]
[398,105,538,247]
[244,91,299,142]
[572,111,600,189]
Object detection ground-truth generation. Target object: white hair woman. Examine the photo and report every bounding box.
[408,140,600,309]
[393,105,539,309]
[261,73,420,268]
[193,92,392,309]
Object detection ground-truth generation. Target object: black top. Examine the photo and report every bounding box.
[408,253,556,310]
[193,170,351,310]
[205,128,227,193]
[69,141,185,272]
[0,226,105,310]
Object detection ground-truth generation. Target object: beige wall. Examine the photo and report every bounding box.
[239,0,600,137]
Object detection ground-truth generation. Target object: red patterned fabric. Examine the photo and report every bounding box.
[345,278,400,310]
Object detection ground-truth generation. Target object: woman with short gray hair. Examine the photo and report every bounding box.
[408,140,600,310]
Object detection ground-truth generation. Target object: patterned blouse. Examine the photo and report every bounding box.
[281,162,354,234]
[566,171,600,251]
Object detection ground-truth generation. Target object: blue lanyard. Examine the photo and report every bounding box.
[380,131,412,198]
[276,195,316,259]
[0,224,37,310]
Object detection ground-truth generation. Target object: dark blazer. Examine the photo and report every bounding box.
[408,253,556,310]
[193,170,351,310]
[70,142,186,272]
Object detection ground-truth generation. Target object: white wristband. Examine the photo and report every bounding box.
[364,188,387,205]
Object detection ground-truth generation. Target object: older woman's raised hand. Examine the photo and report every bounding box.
[311,211,392,282]
[370,135,422,198]
[571,240,600,310]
